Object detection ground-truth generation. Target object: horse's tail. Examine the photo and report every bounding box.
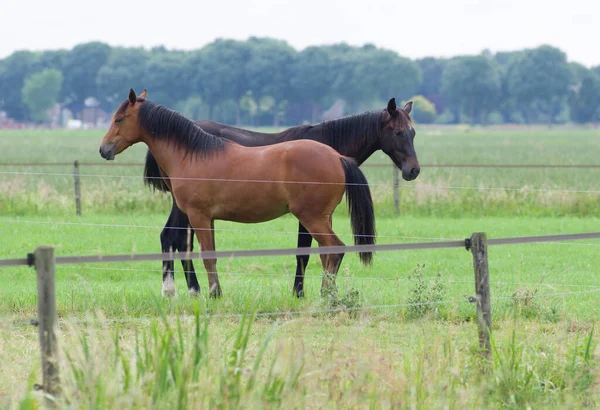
[339,157,376,265]
[143,149,171,192]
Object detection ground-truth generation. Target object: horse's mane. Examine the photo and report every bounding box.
[282,108,411,151]
[135,99,227,158]
[317,111,382,151]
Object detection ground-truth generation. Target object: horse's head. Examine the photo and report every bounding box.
[99,88,147,160]
[379,98,420,181]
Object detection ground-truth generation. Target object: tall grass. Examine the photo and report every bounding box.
[6,310,597,409]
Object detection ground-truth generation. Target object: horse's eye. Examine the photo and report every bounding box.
[395,131,402,137]
[115,118,123,124]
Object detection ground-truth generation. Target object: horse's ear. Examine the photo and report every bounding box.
[386,98,397,116]
[128,88,137,105]
[139,89,147,99]
[403,101,413,114]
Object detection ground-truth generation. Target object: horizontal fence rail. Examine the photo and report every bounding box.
[0,232,598,268]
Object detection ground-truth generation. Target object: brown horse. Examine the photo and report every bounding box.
[99,89,376,298]
[146,98,419,297]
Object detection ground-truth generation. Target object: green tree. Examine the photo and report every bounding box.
[416,57,446,112]
[143,51,190,108]
[96,47,150,106]
[506,45,573,124]
[494,51,523,122]
[331,45,422,112]
[239,91,259,124]
[61,42,111,112]
[188,39,252,120]
[291,46,335,123]
[175,95,207,120]
[21,69,63,122]
[569,68,600,123]
[569,62,590,84]
[245,37,296,125]
[494,50,524,68]
[330,45,377,106]
[38,49,68,72]
[441,55,501,123]
[403,95,437,124]
[0,51,40,120]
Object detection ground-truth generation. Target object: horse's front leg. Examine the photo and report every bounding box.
[293,222,312,298]
[160,196,180,297]
[189,214,222,298]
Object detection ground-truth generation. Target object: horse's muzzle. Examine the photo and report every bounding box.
[99,144,116,160]
[402,165,420,181]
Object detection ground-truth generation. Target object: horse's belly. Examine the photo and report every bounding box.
[209,187,290,223]
[213,206,289,223]
[212,202,289,223]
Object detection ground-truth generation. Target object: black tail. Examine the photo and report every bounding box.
[143,149,171,192]
[340,157,376,265]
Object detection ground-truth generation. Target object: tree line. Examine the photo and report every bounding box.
[1,37,599,126]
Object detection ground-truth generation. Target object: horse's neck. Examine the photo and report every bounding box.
[143,137,187,177]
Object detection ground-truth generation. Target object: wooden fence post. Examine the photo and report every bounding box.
[73,160,81,216]
[393,165,400,215]
[34,245,61,404]
[469,232,492,356]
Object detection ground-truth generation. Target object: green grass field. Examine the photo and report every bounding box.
[1,126,599,217]
[1,125,599,408]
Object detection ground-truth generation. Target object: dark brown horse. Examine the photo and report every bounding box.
[146,98,419,297]
[99,89,376,298]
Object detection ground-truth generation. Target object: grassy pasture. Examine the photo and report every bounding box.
[0,125,599,217]
[0,125,599,408]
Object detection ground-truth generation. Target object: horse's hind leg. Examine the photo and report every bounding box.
[296,215,345,294]
[318,215,334,271]
[188,214,222,298]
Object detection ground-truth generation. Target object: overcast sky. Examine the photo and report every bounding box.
[1,0,598,67]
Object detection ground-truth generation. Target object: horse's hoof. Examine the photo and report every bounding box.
[162,288,176,297]
[209,288,222,299]
[294,289,305,298]
[162,277,176,297]
[188,288,200,297]
[208,283,222,299]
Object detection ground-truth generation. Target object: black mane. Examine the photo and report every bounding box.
[291,111,383,152]
[138,99,227,158]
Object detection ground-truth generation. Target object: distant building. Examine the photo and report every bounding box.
[0,110,24,129]
[78,97,110,128]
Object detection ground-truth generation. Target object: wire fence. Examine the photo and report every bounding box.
[48,264,600,287]
[2,168,600,190]
[2,288,599,329]
[2,228,598,388]
[2,159,598,217]
[1,161,600,169]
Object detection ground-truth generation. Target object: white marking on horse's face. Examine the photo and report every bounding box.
[162,276,176,297]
